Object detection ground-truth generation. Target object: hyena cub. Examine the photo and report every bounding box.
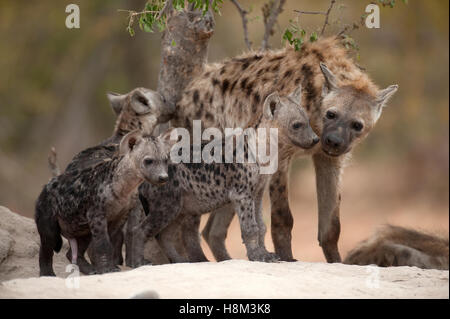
[54,87,170,267]
[129,86,319,266]
[65,87,170,173]
[35,130,172,276]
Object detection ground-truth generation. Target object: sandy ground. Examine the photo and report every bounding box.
[0,205,448,299]
[1,260,448,299]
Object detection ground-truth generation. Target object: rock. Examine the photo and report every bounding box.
[0,206,68,281]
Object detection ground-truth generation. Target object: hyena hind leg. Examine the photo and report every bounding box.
[158,218,189,263]
[66,235,95,275]
[202,204,235,262]
[182,214,209,262]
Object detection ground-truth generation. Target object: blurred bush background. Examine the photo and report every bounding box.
[0,0,448,261]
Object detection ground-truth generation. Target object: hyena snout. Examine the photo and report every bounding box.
[322,133,346,156]
[142,158,169,185]
[294,125,320,149]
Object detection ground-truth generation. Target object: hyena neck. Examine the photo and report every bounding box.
[111,157,143,201]
[112,111,141,141]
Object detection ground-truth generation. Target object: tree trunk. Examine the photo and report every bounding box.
[155,7,215,133]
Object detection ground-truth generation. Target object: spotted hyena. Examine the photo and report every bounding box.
[54,87,171,266]
[127,86,319,266]
[344,225,449,270]
[170,37,398,262]
[35,130,173,276]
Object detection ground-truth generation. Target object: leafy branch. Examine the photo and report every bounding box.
[120,0,223,37]
[283,0,408,52]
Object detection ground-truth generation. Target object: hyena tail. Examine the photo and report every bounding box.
[35,188,62,276]
[344,224,449,270]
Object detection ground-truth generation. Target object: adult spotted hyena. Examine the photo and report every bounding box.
[171,37,398,262]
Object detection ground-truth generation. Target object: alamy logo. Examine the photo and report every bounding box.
[65,4,80,29]
[365,4,380,29]
[169,120,279,175]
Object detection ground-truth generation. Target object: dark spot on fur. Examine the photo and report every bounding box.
[269,56,283,62]
[312,49,324,61]
[193,90,199,104]
[240,78,248,90]
[284,70,293,78]
[221,79,230,95]
[253,92,261,105]
[230,79,238,93]
[212,78,220,86]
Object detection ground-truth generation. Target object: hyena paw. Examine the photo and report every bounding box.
[95,264,120,274]
[248,249,280,263]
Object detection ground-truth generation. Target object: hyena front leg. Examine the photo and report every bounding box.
[182,214,209,262]
[254,190,278,260]
[87,211,118,274]
[269,160,295,261]
[129,199,184,267]
[234,196,278,262]
[313,153,343,263]
[125,204,146,267]
[158,215,189,263]
[202,204,235,262]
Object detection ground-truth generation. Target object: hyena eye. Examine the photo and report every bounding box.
[292,122,303,130]
[351,121,364,132]
[326,110,337,120]
[144,158,154,166]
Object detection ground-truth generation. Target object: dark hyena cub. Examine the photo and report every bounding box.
[50,88,171,267]
[35,130,172,276]
[128,86,319,266]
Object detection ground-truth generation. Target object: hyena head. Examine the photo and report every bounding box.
[107,87,174,135]
[263,85,319,149]
[319,62,398,157]
[119,129,175,185]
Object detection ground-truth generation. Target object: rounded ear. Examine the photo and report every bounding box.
[320,62,338,96]
[376,84,399,108]
[157,127,179,148]
[131,90,151,114]
[119,130,142,155]
[288,84,302,105]
[107,92,126,116]
[263,92,281,120]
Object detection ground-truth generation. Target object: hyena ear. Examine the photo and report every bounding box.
[263,92,281,120]
[373,85,399,122]
[319,62,338,97]
[107,92,126,116]
[288,84,302,105]
[131,90,152,115]
[119,130,142,155]
[376,84,399,108]
[157,128,178,148]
